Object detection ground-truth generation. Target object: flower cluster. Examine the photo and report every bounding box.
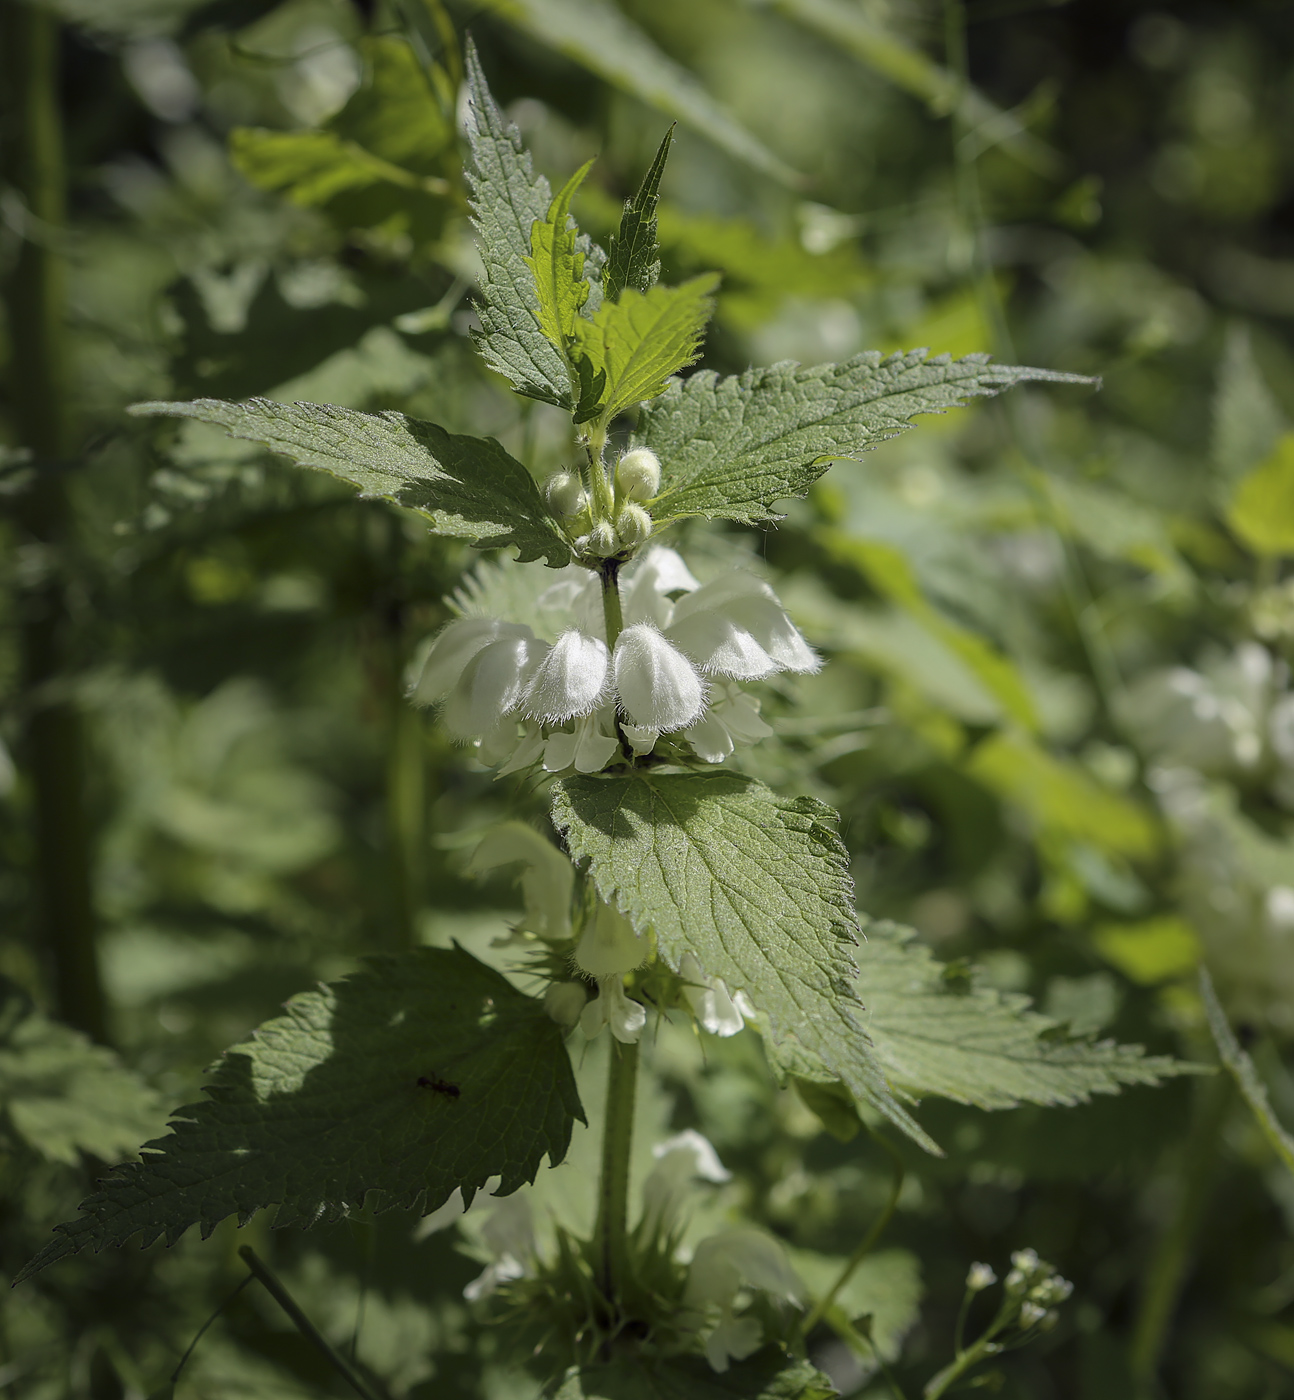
[467,819,757,1045]
[410,545,817,776]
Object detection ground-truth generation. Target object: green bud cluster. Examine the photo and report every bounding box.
[542,446,662,562]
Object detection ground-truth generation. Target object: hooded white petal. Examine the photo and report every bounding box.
[669,570,777,625]
[579,976,646,1043]
[409,618,532,706]
[442,634,547,740]
[613,624,706,731]
[679,952,747,1036]
[575,901,647,976]
[666,609,777,680]
[524,629,610,722]
[621,546,701,628]
[723,596,819,674]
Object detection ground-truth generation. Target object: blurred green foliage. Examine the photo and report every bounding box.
[2,0,1294,1397]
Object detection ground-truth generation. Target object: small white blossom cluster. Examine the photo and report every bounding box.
[410,544,817,776]
[1003,1249,1071,1332]
[468,820,758,1045]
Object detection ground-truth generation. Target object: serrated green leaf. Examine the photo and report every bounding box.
[636,351,1096,527]
[525,159,597,397]
[1199,966,1294,1176]
[858,923,1195,1109]
[605,126,672,303]
[573,275,719,426]
[18,947,583,1281]
[128,398,572,566]
[555,1349,836,1400]
[0,977,165,1167]
[473,0,802,187]
[1227,432,1294,557]
[462,40,572,407]
[550,771,934,1152]
[229,38,453,221]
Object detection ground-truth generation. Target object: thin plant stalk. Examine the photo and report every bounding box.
[238,1247,383,1400]
[592,1039,640,1300]
[0,0,107,1043]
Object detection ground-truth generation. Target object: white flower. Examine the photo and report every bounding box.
[685,684,773,763]
[668,572,819,680]
[966,1262,997,1292]
[463,1195,535,1301]
[543,981,587,1028]
[613,623,706,731]
[640,1130,731,1237]
[679,953,749,1037]
[409,617,534,707]
[466,820,573,940]
[442,633,548,740]
[523,629,610,723]
[575,901,647,976]
[580,976,646,1043]
[684,1228,803,1372]
[541,709,620,774]
[1019,1301,1047,1328]
[616,447,661,500]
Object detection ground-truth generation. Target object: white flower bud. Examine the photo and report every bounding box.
[543,470,588,518]
[442,634,547,740]
[615,502,652,548]
[966,1262,997,1292]
[616,447,661,501]
[1019,1301,1047,1328]
[543,981,587,1028]
[613,624,705,731]
[523,629,610,723]
[575,902,646,976]
[587,521,618,557]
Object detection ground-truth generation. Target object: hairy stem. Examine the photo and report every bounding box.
[593,1038,640,1301]
[1129,1072,1230,1391]
[600,562,625,649]
[239,1247,382,1400]
[1,1,107,1042]
[801,1131,905,1338]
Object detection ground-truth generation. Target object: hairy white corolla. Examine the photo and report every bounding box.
[579,975,646,1043]
[415,546,814,774]
[613,623,706,731]
[523,629,609,723]
[616,446,661,501]
[575,901,647,976]
[667,572,819,680]
[679,952,750,1037]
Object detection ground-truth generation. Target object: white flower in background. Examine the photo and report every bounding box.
[966,1262,997,1292]
[679,953,753,1037]
[408,546,815,776]
[575,901,646,976]
[640,1130,731,1237]
[1121,642,1294,806]
[463,1194,535,1301]
[466,821,573,939]
[683,1227,804,1372]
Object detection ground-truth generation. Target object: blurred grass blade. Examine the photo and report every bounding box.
[1199,966,1294,1176]
[771,0,1060,175]
[474,0,804,186]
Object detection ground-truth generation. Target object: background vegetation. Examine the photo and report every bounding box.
[2,0,1293,1396]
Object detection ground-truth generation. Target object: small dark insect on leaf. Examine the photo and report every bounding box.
[417,1075,461,1098]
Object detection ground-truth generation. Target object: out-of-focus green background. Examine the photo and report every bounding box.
[2,0,1293,1395]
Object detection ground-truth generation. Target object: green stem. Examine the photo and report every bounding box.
[1129,1072,1231,1392]
[1,0,108,1043]
[593,1039,640,1300]
[801,1132,905,1338]
[238,1247,383,1400]
[385,661,425,951]
[600,562,625,649]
